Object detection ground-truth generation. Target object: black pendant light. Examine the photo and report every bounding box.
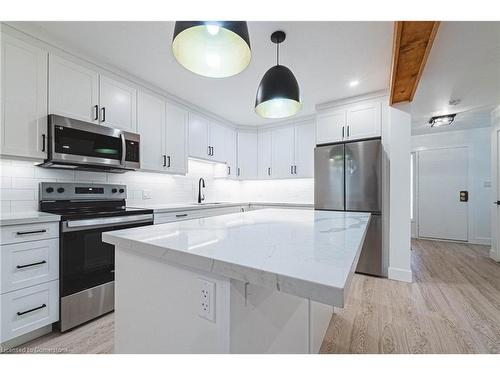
[172,21,251,78]
[255,31,301,119]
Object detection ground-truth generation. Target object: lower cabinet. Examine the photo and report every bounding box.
[0,280,59,343]
[154,206,245,225]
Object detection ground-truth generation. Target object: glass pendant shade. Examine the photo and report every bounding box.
[255,32,301,119]
[172,21,251,78]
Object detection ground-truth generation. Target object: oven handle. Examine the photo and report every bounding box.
[120,133,126,167]
[62,214,153,232]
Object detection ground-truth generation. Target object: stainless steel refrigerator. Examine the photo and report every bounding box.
[314,138,384,277]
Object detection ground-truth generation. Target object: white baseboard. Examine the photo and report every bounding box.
[471,237,491,246]
[490,248,500,262]
[388,267,413,283]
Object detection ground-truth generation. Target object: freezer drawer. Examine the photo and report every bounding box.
[314,144,344,211]
[345,139,382,212]
[355,214,383,277]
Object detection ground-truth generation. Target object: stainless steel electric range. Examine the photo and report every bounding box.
[39,182,153,332]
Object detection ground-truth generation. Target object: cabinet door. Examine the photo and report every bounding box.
[165,102,188,174]
[49,54,99,123]
[237,132,258,179]
[294,122,315,178]
[188,112,210,159]
[346,101,381,140]
[316,109,346,144]
[137,91,165,172]
[225,127,237,178]
[272,127,295,178]
[99,75,137,131]
[209,121,227,163]
[257,130,272,179]
[1,34,47,159]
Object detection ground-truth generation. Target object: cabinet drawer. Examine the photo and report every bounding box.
[1,280,59,342]
[0,222,59,245]
[1,238,59,293]
[154,206,244,224]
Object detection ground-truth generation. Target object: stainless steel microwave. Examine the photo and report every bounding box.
[39,115,140,173]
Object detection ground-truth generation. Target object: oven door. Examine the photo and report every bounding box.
[60,214,153,297]
[48,114,125,169]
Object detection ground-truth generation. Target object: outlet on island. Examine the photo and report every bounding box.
[142,190,152,200]
[198,278,215,322]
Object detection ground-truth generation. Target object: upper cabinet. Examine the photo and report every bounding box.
[165,102,188,174]
[271,127,296,178]
[209,121,227,163]
[224,127,237,178]
[49,54,137,131]
[294,121,315,178]
[188,113,210,159]
[257,130,272,179]
[237,131,258,179]
[316,99,381,144]
[137,90,187,174]
[1,34,48,159]
[99,75,137,132]
[49,54,99,123]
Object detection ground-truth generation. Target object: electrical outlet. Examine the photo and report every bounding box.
[142,190,152,199]
[198,278,215,322]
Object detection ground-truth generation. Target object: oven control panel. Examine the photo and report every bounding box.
[40,182,127,201]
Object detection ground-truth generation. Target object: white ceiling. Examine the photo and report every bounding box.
[411,21,500,135]
[8,21,393,126]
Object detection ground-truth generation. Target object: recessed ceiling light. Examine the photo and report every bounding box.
[428,114,456,127]
[349,80,360,87]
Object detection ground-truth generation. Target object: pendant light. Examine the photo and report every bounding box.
[255,31,301,119]
[172,21,251,78]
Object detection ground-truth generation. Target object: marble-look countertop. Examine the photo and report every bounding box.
[103,209,370,307]
[131,201,313,213]
[0,211,61,226]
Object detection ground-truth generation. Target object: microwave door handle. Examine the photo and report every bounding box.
[120,133,126,166]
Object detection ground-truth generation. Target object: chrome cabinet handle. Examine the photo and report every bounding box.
[294,165,297,174]
[227,166,231,175]
[163,155,167,167]
[342,126,345,138]
[175,213,188,218]
[94,105,99,121]
[17,260,47,269]
[237,167,241,176]
[167,156,171,168]
[17,304,46,316]
[101,107,106,122]
[290,166,293,174]
[347,125,350,137]
[41,134,46,152]
[268,167,271,176]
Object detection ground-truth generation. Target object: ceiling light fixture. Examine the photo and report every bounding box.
[255,31,301,119]
[172,21,251,78]
[428,114,456,127]
[349,80,360,87]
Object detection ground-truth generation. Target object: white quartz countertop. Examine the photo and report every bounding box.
[0,211,61,226]
[131,201,313,213]
[103,209,370,307]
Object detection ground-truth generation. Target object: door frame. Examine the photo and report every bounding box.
[491,106,500,261]
[412,144,470,242]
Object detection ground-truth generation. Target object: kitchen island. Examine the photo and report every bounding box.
[103,209,370,353]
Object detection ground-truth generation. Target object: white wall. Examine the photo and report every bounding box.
[411,127,492,245]
[0,157,240,214]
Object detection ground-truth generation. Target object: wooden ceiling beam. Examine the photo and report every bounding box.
[389,21,440,106]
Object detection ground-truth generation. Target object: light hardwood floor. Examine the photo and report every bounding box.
[11,239,500,354]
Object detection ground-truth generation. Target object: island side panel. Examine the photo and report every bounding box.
[229,280,310,354]
[114,246,231,354]
[309,300,334,353]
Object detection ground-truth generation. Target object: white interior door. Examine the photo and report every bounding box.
[418,147,468,241]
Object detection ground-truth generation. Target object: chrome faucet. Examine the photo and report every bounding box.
[197,178,205,204]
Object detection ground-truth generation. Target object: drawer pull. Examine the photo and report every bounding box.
[175,214,188,218]
[17,304,47,316]
[16,260,47,269]
[16,229,47,236]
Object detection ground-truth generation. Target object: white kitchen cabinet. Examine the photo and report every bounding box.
[316,100,381,144]
[237,132,258,179]
[165,102,188,174]
[346,101,381,140]
[137,91,166,172]
[316,109,346,145]
[99,75,137,131]
[188,112,210,159]
[294,122,315,178]
[209,121,227,163]
[258,130,273,179]
[48,54,99,123]
[272,127,295,178]
[225,127,237,178]
[1,34,48,159]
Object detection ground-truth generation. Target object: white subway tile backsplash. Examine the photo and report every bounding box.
[0,188,36,201]
[11,200,39,212]
[0,176,12,189]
